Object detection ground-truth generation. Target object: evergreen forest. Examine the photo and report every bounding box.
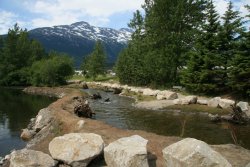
[116,0,250,98]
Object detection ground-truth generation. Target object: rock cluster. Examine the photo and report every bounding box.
[20,108,54,143]
[11,132,244,167]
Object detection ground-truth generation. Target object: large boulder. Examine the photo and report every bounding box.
[208,97,221,108]
[157,91,178,100]
[10,149,56,167]
[237,101,250,117]
[181,96,198,105]
[142,88,159,96]
[219,99,235,109]
[34,108,53,132]
[197,99,208,105]
[173,99,182,105]
[49,133,104,167]
[104,135,149,167]
[162,138,231,167]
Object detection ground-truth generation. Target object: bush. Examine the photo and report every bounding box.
[30,53,74,86]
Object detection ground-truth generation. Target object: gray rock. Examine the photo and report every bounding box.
[162,138,231,167]
[20,129,36,141]
[49,133,104,167]
[182,96,198,104]
[197,99,208,105]
[142,88,159,96]
[0,156,3,165]
[34,108,53,132]
[157,91,178,100]
[104,135,149,167]
[219,99,235,109]
[208,97,221,108]
[237,101,250,117]
[76,120,85,130]
[173,99,182,105]
[237,101,249,112]
[10,149,56,167]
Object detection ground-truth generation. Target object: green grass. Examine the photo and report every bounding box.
[121,89,156,101]
[165,104,231,115]
[70,74,118,82]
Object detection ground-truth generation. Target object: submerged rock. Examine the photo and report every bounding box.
[49,133,104,167]
[162,138,231,167]
[104,135,149,167]
[90,93,102,99]
[10,149,56,167]
[113,88,122,94]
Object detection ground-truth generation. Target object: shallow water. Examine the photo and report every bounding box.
[84,89,250,150]
[0,88,56,157]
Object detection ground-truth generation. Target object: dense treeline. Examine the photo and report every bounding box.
[0,24,74,86]
[116,0,250,98]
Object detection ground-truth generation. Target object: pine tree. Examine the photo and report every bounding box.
[181,0,222,94]
[81,41,107,80]
[0,24,46,86]
[216,1,244,89]
[116,0,207,87]
[228,5,250,98]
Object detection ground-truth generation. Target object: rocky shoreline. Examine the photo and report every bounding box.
[84,82,250,121]
[1,86,250,167]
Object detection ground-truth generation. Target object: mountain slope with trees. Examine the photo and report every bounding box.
[28,21,132,67]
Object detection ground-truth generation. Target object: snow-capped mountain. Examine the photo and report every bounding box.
[29,21,132,66]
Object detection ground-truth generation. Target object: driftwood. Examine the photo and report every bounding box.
[73,96,95,118]
[209,104,248,125]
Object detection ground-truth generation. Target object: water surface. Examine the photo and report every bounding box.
[84,89,250,150]
[0,88,55,157]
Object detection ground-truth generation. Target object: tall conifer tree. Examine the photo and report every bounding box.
[181,0,222,93]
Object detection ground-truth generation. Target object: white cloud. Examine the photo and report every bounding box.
[0,11,17,34]
[214,0,250,17]
[24,0,144,28]
[0,10,30,34]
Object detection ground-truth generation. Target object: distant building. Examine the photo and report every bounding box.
[75,70,83,76]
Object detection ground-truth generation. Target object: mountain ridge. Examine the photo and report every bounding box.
[28,21,132,67]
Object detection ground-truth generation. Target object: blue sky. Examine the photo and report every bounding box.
[0,0,249,34]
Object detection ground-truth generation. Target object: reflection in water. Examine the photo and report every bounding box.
[84,89,250,150]
[0,88,56,157]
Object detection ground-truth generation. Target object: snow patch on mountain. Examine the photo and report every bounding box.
[30,21,132,44]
